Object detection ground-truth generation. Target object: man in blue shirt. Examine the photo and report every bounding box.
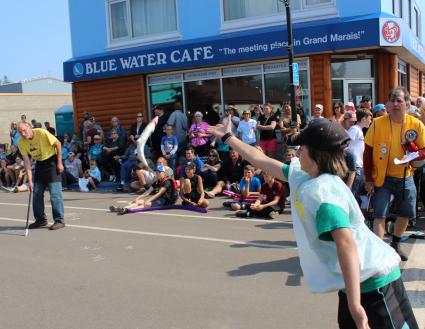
[230,165,261,211]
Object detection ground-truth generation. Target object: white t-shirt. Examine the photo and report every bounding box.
[285,158,400,293]
[237,119,257,144]
[347,125,365,168]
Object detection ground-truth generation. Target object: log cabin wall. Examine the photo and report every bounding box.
[309,54,332,117]
[72,75,146,133]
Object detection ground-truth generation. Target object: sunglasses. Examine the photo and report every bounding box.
[209,154,216,157]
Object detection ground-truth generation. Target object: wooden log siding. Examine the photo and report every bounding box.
[408,64,420,99]
[309,54,332,117]
[376,53,398,104]
[73,75,147,134]
[421,71,425,97]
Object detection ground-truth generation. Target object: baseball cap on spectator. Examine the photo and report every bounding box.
[361,96,371,103]
[372,104,386,114]
[344,102,356,111]
[314,104,324,111]
[344,111,357,122]
[288,118,350,151]
[68,152,75,156]
[226,105,236,111]
[155,164,165,172]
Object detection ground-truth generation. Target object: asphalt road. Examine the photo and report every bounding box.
[0,191,423,329]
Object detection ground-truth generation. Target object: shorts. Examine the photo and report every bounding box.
[259,139,277,154]
[151,197,170,207]
[373,176,416,219]
[338,277,418,329]
[183,192,201,205]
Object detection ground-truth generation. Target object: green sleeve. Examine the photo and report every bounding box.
[282,163,289,180]
[316,203,350,241]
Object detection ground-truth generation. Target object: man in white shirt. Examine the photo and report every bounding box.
[347,109,372,197]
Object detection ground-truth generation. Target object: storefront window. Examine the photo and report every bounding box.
[222,75,263,115]
[185,79,221,125]
[264,70,310,116]
[149,82,182,114]
[332,80,343,103]
[331,59,373,79]
[398,61,408,87]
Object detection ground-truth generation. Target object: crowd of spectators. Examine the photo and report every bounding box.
[2,91,425,223]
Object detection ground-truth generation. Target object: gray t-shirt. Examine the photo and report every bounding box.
[167,110,188,143]
[64,158,82,179]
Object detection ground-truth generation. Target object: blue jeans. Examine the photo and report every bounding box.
[120,159,136,183]
[33,181,64,223]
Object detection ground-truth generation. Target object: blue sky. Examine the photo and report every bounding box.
[0,0,71,83]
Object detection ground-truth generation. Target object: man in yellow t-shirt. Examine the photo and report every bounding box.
[17,121,65,230]
[364,87,425,261]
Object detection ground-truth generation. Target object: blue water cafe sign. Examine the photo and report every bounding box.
[64,17,380,82]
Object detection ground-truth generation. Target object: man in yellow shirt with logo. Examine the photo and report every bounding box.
[17,121,65,230]
[364,87,425,261]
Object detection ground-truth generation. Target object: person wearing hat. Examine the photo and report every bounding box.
[113,164,178,215]
[188,111,210,157]
[360,96,372,110]
[364,87,425,262]
[207,116,417,328]
[310,104,324,122]
[342,111,357,131]
[62,151,83,189]
[372,104,387,118]
[221,105,240,135]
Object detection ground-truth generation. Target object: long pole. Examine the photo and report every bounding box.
[282,0,297,127]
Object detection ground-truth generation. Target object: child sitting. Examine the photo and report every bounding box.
[180,162,209,208]
[85,160,101,190]
[113,164,178,215]
[237,173,286,219]
[227,165,261,211]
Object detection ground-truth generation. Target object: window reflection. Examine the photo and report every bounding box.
[222,75,263,115]
[150,83,182,115]
[185,79,221,125]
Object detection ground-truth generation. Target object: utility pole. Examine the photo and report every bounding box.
[280,0,297,127]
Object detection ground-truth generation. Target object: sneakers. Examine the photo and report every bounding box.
[223,201,232,208]
[391,243,408,261]
[109,205,119,212]
[236,210,250,218]
[268,211,279,220]
[117,208,129,216]
[28,220,48,229]
[49,222,65,230]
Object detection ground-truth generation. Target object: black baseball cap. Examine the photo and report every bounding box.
[288,118,350,151]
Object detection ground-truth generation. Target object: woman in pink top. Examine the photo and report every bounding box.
[188,111,211,157]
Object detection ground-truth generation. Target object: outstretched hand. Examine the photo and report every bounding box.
[207,115,232,139]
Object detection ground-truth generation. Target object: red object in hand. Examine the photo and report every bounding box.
[406,142,419,152]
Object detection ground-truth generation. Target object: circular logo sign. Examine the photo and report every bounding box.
[382,20,401,43]
[405,129,418,142]
[73,63,84,77]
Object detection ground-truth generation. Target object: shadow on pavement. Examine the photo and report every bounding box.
[402,268,425,282]
[227,256,303,286]
[230,239,297,249]
[255,221,293,230]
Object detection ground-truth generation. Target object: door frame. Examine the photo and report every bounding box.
[343,79,375,108]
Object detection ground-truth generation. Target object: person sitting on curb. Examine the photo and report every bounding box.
[225,165,261,210]
[111,164,178,215]
[180,162,209,209]
[236,173,286,219]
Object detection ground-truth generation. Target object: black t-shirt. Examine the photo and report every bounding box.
[258,115,277,141]
[35,155,62,184]
[220,158,247,183]
[153,178,178,202]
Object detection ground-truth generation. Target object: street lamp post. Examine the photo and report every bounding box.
[280,0,297,127]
